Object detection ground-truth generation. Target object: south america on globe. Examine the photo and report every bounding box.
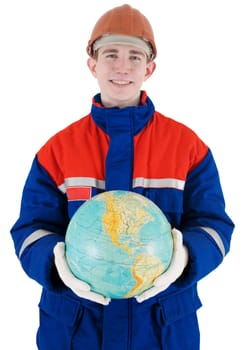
[65,190,173,299]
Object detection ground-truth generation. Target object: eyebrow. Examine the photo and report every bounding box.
[100,48,145,57]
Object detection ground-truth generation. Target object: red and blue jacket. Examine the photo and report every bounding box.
[11,91,234,349]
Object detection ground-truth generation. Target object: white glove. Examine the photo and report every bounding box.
[54,242,111,306]
[136,228,188,303]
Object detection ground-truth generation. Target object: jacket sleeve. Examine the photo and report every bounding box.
[178,149,234,287]
[10,155,70,291]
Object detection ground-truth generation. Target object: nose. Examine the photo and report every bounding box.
[114,57,130,74]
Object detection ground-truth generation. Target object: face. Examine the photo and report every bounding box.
[87,44,156,108]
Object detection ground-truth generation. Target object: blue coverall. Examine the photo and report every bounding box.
[11,91,234,349]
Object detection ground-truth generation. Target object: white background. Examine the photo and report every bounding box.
[1,0,243,349]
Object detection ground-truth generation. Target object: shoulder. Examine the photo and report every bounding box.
[51,114,91,140]
[152,111,209,170]
[151,111,206,146]
[153,111,199,138]
[36,114,92,167]
[38,114,91,151]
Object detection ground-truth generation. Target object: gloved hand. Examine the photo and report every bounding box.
[136,228,188,303]
[54,242,111,306]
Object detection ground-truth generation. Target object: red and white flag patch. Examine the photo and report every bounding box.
[66,186,92,201]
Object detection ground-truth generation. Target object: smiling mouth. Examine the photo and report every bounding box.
[110,80,132,85]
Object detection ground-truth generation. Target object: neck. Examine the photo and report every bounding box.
[100,94,140,108]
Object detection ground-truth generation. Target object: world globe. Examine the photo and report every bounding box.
[65,190,173,299]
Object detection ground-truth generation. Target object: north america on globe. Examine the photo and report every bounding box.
[65,190,173,299]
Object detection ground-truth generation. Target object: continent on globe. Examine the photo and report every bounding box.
[65,190,173,299]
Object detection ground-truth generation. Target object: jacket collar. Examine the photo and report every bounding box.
[91,91,155,136]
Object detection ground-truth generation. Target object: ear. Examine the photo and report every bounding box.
[144,61,156,81]
[87,57,97,77]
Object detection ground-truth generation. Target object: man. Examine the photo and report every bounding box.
[11,4,234,349]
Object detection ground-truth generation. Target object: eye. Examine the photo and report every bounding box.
[105,53,118,59]
[130,55,142,62]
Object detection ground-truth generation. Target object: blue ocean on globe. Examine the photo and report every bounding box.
[65,190,173,299]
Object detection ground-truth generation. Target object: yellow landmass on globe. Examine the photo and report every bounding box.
[125,253,166,298]
[102,193,154,255]
[101,192,166,298]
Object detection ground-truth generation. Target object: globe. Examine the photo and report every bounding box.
[65,190,173,299]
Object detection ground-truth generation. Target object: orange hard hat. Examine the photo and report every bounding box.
[86,4,157,60]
